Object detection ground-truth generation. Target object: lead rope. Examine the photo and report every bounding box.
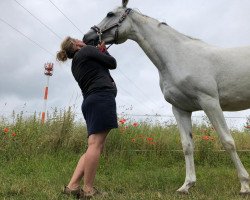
[96,30,113,49]
[97,30,113,49]
[107,44,113,49]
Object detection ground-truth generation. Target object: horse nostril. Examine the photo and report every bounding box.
[82,35,91,45]
[82,35,87,42]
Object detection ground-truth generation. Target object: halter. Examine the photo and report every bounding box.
[91,8,132,48]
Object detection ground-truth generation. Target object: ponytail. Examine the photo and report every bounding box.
[56,36,76,62]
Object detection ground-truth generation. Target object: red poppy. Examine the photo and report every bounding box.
[202,135,210,140]
[3,128,9,133]
[133,122,139,127]
[119,118,126,124]
[147,137,154,141]
[202,135,215,141]
[245,125,250,129]
[12,132,17,137]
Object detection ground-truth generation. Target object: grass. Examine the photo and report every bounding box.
[1,152,250,200]
[1,108,250,199]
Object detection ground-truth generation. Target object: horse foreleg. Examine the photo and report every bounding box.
[172,106,196,194]
[199,95,250,194]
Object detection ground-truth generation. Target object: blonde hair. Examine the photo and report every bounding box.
[56,36,76,62]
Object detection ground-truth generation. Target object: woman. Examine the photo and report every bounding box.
[57,37,118,199]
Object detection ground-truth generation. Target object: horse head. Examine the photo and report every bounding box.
[83,0,132,46]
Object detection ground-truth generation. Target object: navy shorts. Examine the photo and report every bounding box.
[82,91,118,137]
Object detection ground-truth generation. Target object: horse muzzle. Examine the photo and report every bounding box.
[83,29,99,46]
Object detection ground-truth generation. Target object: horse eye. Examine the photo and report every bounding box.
[107,12,115,17]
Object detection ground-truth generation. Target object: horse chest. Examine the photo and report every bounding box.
[164,87,185,104]
[160,81,201,111]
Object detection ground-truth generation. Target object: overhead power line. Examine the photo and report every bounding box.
[9,0,172,114]
[3,0,158,114]
[0,17,54,57]
[117,84,154,113]
[48,0,84,34]
[13,0,62,40]
[46,0,157,112]
[117,67,160,108]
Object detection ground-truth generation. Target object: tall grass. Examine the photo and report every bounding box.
[1,108,250,163]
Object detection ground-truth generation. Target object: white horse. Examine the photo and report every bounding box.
[83,0,250,194]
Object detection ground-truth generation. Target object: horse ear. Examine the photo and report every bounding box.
[122,0,129,7]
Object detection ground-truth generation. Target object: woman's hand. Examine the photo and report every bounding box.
[97,41,107,52]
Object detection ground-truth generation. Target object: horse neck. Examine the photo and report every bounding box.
[128,12,193,71]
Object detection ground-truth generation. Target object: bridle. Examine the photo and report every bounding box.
[91,8,132,48]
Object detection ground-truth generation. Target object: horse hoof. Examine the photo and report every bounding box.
[176,189,189,195]
[240,191,250,195]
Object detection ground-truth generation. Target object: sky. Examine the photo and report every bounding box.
[0,0,250,128]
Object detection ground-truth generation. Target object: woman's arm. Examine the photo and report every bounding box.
[85,46,117,69]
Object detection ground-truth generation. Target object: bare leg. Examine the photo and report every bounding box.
[172,106,196,194]
[67,154,86,189]
[67,131,108,192]
[83,132,108,192]
[199,95,250,194]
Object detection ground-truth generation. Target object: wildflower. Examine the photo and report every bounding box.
[12,132,17,137]
[245,125,250,129]
[3,128,9,133]
[119,118,126,124]
[147,137,154,141]
[131,138,136,143]
[202,135,210,141]
[133,122,139,127]
[202,135,215,141]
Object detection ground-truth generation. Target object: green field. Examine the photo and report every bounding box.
[1,109,250,200]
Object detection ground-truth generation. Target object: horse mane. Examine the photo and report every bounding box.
[132,9,201,42]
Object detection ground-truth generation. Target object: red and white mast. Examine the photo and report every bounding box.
[42,62,53,123]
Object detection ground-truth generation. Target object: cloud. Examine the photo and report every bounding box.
[0,0,249,128]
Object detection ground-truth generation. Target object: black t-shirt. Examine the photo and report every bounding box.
[71,45,117,98]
